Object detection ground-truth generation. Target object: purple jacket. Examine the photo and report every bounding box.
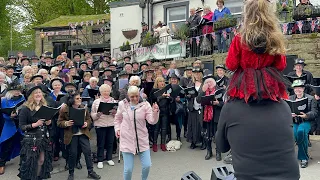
[114,99,159,154]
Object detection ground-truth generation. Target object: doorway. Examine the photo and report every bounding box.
[53,41,71,58]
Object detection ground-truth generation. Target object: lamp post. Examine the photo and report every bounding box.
[40,30,45,54]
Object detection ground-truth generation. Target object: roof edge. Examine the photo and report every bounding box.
[110,1,140,8]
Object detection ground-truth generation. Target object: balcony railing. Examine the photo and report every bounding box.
[113,11,320,61]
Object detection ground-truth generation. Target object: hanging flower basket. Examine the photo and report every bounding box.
[213,15,237,31]
[122,29,138,40]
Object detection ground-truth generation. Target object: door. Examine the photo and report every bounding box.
[53,41,71,58]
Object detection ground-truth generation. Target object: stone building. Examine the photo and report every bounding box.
[34,14,110,58]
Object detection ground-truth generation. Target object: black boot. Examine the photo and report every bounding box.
[76,160,82,169]
[205,140,213,160]
[67,174,74,180]
[216,149,222,161]
[166,134,171,144]
[190,142,196,149]
[200,138,206,150]
[177,136,181,141]
[64,160,69,171]
[184,131,187,138]
[88,171,101,179]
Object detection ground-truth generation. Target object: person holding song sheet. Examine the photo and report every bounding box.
[216,0,300,179]
[18,86,53,180]
[214,64,229,89]
[81,77,100,109]
[186,68,203,150]
[199,75,223,161]
[114,86,159,180]
[0,82,25,175]
[289,80,318,168]
[58,93,101,180]
[49,78,65,101]
[91,84,118,169]
[150,77,172,152]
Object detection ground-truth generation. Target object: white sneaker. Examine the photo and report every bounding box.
[97,162,103,169]
[107,160,115,166]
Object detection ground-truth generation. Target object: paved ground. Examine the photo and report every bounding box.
[2,128,320,180]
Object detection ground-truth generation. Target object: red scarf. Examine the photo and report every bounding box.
[203,88,215,122]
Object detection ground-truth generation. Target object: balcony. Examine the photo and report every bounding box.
[113,8,320,62]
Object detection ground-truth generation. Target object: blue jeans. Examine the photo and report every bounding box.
[216,32,227,53]
[293,122,311,160]
[123,149,151,180]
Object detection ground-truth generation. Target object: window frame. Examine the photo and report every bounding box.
[163,1,189,32]
[224,0,243,15]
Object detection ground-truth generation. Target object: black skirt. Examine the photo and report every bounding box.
[18,135,53,180]
[187,110,202,144]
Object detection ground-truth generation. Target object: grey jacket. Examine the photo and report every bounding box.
[289,93,318,121]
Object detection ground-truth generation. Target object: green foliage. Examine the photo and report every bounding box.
[213,14,237,31]
[173,24,190,41]
[120,41,131,51]
[141,32,158,47]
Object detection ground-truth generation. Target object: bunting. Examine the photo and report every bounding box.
[282,23,288,34]
[297,21,303,32]
[211,32,216,40]
[280,18,320,34]
[222,30,227,40]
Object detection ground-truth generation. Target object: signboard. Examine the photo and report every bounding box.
[48,35,75,41]
[133,40,186,62]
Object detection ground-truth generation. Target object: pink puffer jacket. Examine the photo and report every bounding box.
[114,99,159,154]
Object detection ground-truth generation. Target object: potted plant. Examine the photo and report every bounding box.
[213,14,237,31]
[292,5,314,20]
[173,24,190,41]
[141,32,158,47]
[120,41,131,51]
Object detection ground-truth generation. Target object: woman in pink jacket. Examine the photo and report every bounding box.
[91,84,118,169]
[114,86,159,180]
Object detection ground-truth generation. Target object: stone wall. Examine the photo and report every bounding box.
[172,34,320,77]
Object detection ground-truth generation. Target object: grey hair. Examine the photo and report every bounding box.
[50,67,59,74]
[22,66,32,75]
[203,5,211,11]
[0,72,5,79]
[129,76,141,86]
[204,77,216,86]
[99,84,111,92]
[89,77,99,83]
[127,85,139,95]
[5,90,21,99]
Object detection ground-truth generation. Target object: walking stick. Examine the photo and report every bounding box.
[118,138,121,163]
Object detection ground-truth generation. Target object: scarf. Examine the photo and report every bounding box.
[203,88,215,122]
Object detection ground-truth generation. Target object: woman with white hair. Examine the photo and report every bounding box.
[114,86,159,180]
[119,75,142,101]
[19,66,33,83]
[91,84,118,169]
[0,82,25,175]
[0,72,7,97]
[82,77,100,108]
[50,67,60,79]
[38,69,50,85]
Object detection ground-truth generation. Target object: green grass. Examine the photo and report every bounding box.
[36,14,110,28]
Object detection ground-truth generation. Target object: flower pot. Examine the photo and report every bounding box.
[122,29,138,40]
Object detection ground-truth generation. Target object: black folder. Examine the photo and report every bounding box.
[153,84,171,98]
[310,85,320,96]
[69,107,85,126]
[184,86,198,98]
[201,89,225,105]
[1,100,25,115]
[285,97,309,115]
[33,105,62,120]
[216,78,225,87]
[72,76,81,85]
[168,84,184,98]
[56,94,65,102]
[81,82,89,89]
[144,82,155,96]
[314,77,320,86]
[88,89,99,98]
[97,102,118,115]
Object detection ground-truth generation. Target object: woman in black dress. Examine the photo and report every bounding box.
[18,86,53,180]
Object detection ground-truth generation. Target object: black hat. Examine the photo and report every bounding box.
[124,63,133,67]
[84,50,91,55]
[8,55,16,60]
[103,68,112,73]
[169,73,180,80]
[294,58,306,66]
[53,61,63,67]
[25,85,43,99]
[21,56,30,62]
[31,55,39,60]
[109,64,116,67]
[31,74,43,82]
[140,63,148,68]
[64,83,77,89]
[80,61,88,66]
[311,85,320,96]
[285,74,307,83]
[215,64,226,70]
[291,79,305,88]
[196,7,203,13]
[132,61,139,65]
[192,67,203,73]
[103,76,114,84]
[44,52,53,59]
[5,65,15,70]
[73,52,81,58]
[203,74,215,82]
[7,82,23,91]
[124,56,131,60]
[185,66,193,71]
[145,68,155,72]
[50,78,64,89]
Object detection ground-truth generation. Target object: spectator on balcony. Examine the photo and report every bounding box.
[186,8,201,37]
[154,21,172,43]
[200,5,214,54]
[212,0,231,53]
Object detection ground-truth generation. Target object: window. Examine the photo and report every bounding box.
[225,0,243,15]
[164,2,189,33]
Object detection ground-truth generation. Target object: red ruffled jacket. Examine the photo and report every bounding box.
[226,35,288,102]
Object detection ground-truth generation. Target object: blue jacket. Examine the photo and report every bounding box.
[0,96,25,161]
[212,7,232,33]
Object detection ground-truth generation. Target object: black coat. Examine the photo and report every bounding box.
[150,88,172,115]
[287,70,314,94]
